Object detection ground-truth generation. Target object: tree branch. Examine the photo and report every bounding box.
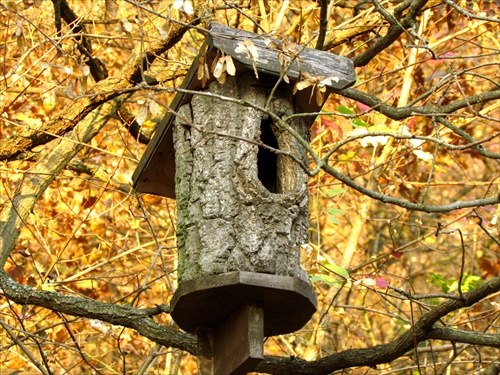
[425,327,500,348]
[315,0,328,50]
[352,0,430,67]
[337,87,500,159]
[0,270,197,354]
[321,162,500,213]
[0,19,197,161]
[255,275,500,374]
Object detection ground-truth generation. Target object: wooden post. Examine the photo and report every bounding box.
[197,302,264,375]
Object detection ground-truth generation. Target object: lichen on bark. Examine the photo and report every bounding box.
[173,73,310,283]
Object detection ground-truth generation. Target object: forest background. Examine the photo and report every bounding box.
[0,0,499,374]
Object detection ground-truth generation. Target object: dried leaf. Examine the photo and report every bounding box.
[66,80,74,99]
[264,37,280,50]
[225,56,236,76]
[105,0,118,18]
[300,244,320,273]
[136,104,149,126]
[121,18,133,33]
[81,64,90,76]
[216,71,226,84]
[16,35,25,53]
[159,20,170,38]
[235,39,259,79]
[173,0,194,15]
[82,196,98,209]
[197,63,206,81]
[295,80,313,91]
[15,19,23,37]
[149,100,159,117]
[213,58,225,79]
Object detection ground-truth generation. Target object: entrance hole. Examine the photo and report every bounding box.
[257,118,279,193]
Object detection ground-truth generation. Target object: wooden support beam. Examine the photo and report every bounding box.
[197,302,264,375]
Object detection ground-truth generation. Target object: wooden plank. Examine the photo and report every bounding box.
[170,271,317,336]
[209,22,355,90]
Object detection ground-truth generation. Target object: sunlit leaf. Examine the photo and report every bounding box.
[15,113,42,128]
[213,58,225,79]
[310,274,341,285]
[136,104,149,126]
[337,105,355,115]
[121,18,133,33]
[328,215,339,225]
[322,262,349,279]
[225,56,236,76]
[173,0,194,15]
[327,208,345,216]
[338,151,356,164]
[295,80,313,91]
[351,118,370,128]
[325,188,346,196]
[315,86,325,106]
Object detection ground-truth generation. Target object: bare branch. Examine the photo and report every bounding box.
[255,275,500,374]
[0,270,197,354]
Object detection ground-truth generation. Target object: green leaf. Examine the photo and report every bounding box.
[327,208,345,225]
[327,208,345,215]
[351,118,370,128]
[322,262,349,279]
[325,188,346,196]
[310,274,341,285]
[337,105,369,127]
[337,105,354,115]
[328,215,339,225]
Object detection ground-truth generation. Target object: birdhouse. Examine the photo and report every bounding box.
[133,22,355,375]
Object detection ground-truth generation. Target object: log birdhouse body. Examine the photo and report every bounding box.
[174,74,309,283]
[133,22,355,375]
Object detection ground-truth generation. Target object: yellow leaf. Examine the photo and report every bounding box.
[368,125,393,132]
[38,283,56,292]
[338,151,356,164]
[424,236,437,245]
[15,113,42,128]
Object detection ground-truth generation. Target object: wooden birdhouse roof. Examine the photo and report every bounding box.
[133,22,356,198]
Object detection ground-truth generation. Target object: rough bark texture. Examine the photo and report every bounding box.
[173,73,310,283]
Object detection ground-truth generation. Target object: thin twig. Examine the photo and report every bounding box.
[0,317,51,375]
[472,209,500,247]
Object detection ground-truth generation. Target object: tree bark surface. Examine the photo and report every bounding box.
[173,73,310,283]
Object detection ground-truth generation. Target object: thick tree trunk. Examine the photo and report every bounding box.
[173,73,310,284]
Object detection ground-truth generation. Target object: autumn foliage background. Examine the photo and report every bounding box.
[0,0,499,374]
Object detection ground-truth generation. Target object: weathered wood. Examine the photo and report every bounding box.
[129,23,355,372]
[197,302,264,375]
[208,22,355,90]
[170,271,317,336]
[173,73,309,282]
